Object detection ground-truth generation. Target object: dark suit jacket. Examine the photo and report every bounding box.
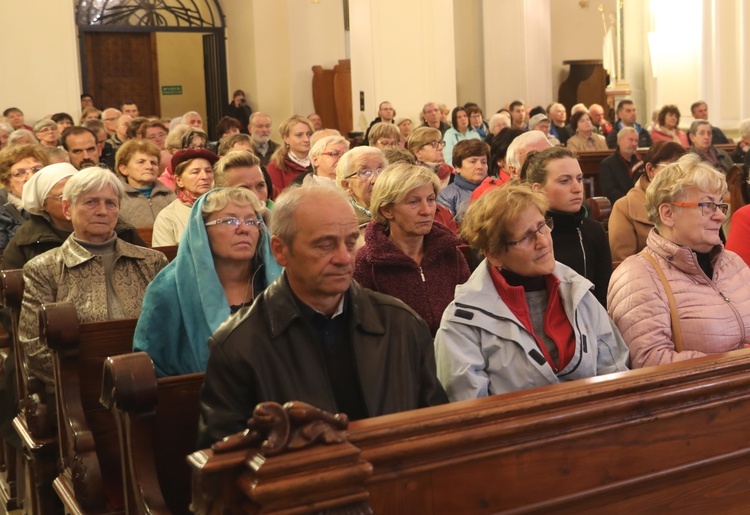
[599,151,642,205]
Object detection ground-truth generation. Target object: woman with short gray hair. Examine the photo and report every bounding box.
[336,146,388,248]
[18,167,167,390]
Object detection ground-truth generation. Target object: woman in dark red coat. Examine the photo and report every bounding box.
[354,163,470,335]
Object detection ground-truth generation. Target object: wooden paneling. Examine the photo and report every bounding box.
[85,32,161,117]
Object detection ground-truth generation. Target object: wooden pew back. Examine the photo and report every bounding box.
[43,301,137,513]
[101,352,204,514]
[152,244,178,263]
[189,350,750,514]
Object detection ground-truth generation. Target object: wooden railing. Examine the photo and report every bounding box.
[188,350,750,514]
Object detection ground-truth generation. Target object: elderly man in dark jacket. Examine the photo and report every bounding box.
[198,184,447,448]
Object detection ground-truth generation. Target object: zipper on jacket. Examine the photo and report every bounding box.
[577,228,587,278]
[419,266,425,282]
[693,257,747,346]
[718,290,745,344]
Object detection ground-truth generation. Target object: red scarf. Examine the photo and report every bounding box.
[177,188,199,206]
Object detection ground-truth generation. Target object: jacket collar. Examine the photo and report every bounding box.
[645,228,723,277]
[60,234,149,268]
[360,220,461,267]
[456,260,593,319]
[263,272,386,338]
[453,173,480,192]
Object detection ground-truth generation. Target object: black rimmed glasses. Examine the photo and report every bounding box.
[504,218,554,248]
[424,140,445,150]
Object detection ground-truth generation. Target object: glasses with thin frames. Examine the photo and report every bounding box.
[347,168,383,180]
[671,201,729,216]
[424,140,446,150]
[504,218,554,248]
[205,217,263,230]
[11,165,43,179]
[321,151,344,158]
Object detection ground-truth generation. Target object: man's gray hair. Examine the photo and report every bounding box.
[739,119,750,139]
[249,112,271,125]
[7,129,36,146]
[63,166,125,205]
[689,119,711,136]
[617,126,638,140]
[182,110,202,120]
[507,131,549,171]
[271,183,350,246]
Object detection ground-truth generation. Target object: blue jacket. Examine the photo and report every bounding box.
[436,173,481,222]
[133,189,282,376]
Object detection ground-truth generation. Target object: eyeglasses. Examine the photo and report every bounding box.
[347,168,383,180]
[424,140,446,150]
[205,217,263,229]
[146,133,167,140]
[184,144,206,150]
[504,218,554,248]
[37,127,57,134]
[671,201,729,216]
[321,151,344,158]
[11,166,43,179]
[377,139,398,147]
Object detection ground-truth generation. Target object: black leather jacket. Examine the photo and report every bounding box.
[197,274,448,448]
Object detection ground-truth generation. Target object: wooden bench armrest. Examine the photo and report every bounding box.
[41,302,105,511]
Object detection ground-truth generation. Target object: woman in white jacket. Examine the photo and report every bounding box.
[434,184,629,402]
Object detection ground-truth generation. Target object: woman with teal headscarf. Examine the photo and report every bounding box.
[134,187,282,376]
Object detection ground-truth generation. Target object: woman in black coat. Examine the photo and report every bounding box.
[524,146,612,307]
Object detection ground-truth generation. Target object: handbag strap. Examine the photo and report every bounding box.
[640,251,684,352]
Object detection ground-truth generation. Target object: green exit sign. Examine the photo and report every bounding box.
[162,85,183,95]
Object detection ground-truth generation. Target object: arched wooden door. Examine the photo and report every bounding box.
[76,0,227,137]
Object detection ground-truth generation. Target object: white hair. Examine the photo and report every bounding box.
[506,131,549,171]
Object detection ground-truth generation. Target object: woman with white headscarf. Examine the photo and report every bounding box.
[2,163,145,269]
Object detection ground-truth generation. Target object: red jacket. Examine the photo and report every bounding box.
[266,157,313,198]
[354,221,470,335]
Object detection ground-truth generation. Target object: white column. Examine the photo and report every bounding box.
[349,0,457,134]
[481,0,552,114]
[223,0,345,133]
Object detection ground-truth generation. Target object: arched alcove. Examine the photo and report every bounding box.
[76,0,227,138]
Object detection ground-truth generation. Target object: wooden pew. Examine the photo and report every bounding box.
[153,245,178,263]
[100,352,204,514]
[0,270,22,513]
[3,269,61,515]
[188,350,750,514]
[43,301,138,514]
[576,149,614,198]
[585,196,612,231]
[136,227,153,248]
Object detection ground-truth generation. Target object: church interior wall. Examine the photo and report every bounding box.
[156,33,208,121]
[0,0,81,124]
[2,0,750,138]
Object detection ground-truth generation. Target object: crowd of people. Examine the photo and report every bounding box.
[1,92,750,450]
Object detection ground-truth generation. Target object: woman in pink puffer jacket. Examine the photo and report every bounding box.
[608,153,750,368]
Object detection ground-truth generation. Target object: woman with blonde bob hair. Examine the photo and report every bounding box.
[135,187,282,376]
[608,153,750,368]
[354,163,469,335]
[266,115,314,196]
[434,184,628,402]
